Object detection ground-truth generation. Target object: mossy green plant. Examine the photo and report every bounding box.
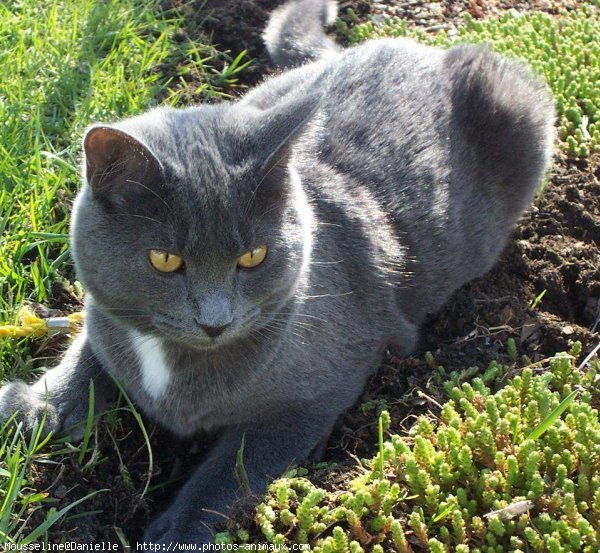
[341,7,599,159]
[219,344,600,552]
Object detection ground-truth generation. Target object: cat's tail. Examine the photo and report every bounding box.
[264,0,342,69]
[445,44,555,210]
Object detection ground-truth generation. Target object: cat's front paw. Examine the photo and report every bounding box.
[143,508,212,547]
[0,381,61,435]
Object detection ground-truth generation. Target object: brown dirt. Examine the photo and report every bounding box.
[165,0,585,97]
[332,153,599,462]
[30,0,599,545]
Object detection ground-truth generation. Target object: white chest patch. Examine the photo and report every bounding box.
[129,331,172,400]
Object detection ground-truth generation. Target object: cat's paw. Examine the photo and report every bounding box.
[0,381,61,435]
[143,508,212,547]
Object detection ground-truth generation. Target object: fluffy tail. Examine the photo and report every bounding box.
[264,0,341,69]
[445,44,555,208]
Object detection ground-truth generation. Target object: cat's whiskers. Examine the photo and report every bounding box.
[255,323,298,347]
[66,329,154,378]
[94,307,145,312]
[114,213,167,226]
[103,332,161,384]
[96,156,130,183]
[261,318,306,334]
[102,315,148,320]
[243,150,292,216]
[309,259,344,265]
[295,291,353,300]
[260,318,310,342]
[264,315,319,332]
[252,198,289,226]
[315,221,344,228]
[124,178,174,214]
[261,324,308,349]
[249,327,273,346]
[290,321,319,332]
[261,312,329,324]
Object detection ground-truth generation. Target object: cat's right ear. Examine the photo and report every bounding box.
[255,91,323,173]
[83,126,163,200]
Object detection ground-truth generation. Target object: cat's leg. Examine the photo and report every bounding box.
[144,404,339,545]
[0,330,114,438]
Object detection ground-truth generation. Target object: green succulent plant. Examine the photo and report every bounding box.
[218,343,600,552]
[341,7,600,159]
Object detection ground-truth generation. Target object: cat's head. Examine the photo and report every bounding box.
[71,94,319,349]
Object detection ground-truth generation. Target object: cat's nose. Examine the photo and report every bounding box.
[199,322,231,338]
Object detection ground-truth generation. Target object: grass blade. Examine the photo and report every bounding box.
[21,489,108,544]
[77,380,95,466]
[234,434,251,496]
[526,388,580,441]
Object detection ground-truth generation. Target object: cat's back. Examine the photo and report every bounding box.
[308,38,451,201]
[293,37,553,323]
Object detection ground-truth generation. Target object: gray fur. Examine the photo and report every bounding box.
[264,0,341,68]
[0,0,554,546]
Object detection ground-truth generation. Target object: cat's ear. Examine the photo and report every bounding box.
[255,92,322,172]
[83,126,162,200]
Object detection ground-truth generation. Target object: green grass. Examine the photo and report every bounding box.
[0,386,151,544]
[0,0,240,540]
[221,345,600,552]
[0,414,103,545]
[341,5,600,158]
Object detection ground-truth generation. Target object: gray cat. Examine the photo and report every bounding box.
[0,0,554,545]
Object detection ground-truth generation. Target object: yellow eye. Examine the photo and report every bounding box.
[237,245,267,269]
[148,249,184,273]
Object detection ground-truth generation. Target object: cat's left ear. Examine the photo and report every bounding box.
[83,125,163,200]
[255,91,322,172]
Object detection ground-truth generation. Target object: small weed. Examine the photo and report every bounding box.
[235,434,252,496]
[113,379,154,498]
[506,337,517,361]
[359,399,389,416]
[526,386,581,441]
[530,289,548,310]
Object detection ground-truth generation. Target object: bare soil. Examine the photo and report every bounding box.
[32,0,598,545]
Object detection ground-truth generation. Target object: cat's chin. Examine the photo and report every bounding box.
[148,308,265,351]
[149,316,251,351]
[165,334,229,351]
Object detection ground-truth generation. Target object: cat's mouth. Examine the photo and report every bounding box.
[152,314,227,349]
[151,310,261,349]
